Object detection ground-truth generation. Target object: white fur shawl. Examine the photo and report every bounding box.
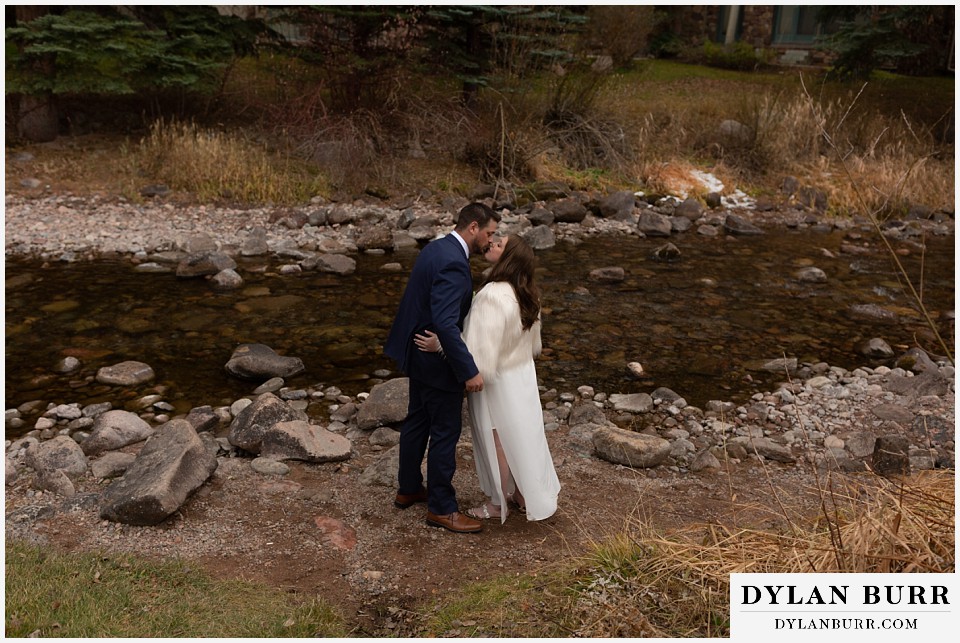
[462,282,541,381]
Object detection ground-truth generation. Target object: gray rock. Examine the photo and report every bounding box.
[704,192,723,209]
[261,420,352,463]
[82,410,154,456]
[592,426,671,469]
[608,393,653,414]
[669,216,692,233]
[652,242,681,262]
[96,361,155,386]
[182,233,217,254]
[357,378,410,430]
[369,426,401,447]
[526,207,555,226]
[100,419,218,526]
[870,403,914,424]
[90,451,137,479]
[718,119,752,142]
[550,199,587,223]
[796,267,827,283]
[176,252,237,278]
[330,402,358,423]
[184,406,220,433]
[522,224,556,250]
[211,269,243,290]
[858,337,894,359]
[871,435,910,477]
[254,377,285,395]
[228,392,308,454]
[697,224,720,237]
[588,267,625,283]
[37,468,76,497]
[359,445,401,487]
[689,449,722,471]
[356,227,394,251]
[54,356,82,374]
[895,347,940,373]
[568,402,610,428]
[241,227,270,256]
[251,457,289,476]
[598,191,636,220]
[6,456,19,485]
[225,343,305,381]
[25,435,88,479]
[842,431,877,459]
[724,214,764,235]
[729,436,795,463]
[637,211,672,236]
[674,197,704,221]
[314,253,357,275]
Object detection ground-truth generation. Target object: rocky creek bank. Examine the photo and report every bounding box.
[4,184,954,631]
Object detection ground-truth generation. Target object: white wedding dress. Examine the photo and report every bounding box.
[462,282,560,523]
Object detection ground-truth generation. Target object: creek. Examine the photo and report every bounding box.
[4,228,954,437]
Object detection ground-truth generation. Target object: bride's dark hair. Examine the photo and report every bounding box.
[483,234,541,331]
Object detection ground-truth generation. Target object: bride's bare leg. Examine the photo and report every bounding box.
[493,430,523,508]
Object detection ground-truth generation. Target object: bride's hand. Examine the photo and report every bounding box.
[414,330,441,353]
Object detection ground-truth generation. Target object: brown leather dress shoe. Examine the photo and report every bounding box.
[394,486,428,509]
[425,511,483,533]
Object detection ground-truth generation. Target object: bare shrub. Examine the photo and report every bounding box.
[583,6,659,68]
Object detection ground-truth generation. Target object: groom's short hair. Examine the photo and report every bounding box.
[455,202,500,231]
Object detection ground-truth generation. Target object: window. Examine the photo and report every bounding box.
[773,6,838,44]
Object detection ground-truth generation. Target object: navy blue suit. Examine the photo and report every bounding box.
[384,233,479,514]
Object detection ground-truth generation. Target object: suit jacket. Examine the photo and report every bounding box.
[384,233,479,392]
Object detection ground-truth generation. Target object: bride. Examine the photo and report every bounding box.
[415,234,560,523]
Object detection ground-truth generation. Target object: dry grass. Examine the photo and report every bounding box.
[566,469,954,638]
[136,119,328,204]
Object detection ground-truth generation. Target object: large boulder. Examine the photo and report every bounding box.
[82,410,154,456]
[228,392,309,454]
[598,191,637,221]
[100,420,218,526]
[25,435,88,480]
[225,343,305,381]
[357,378,410,430]
[261,420,353,463]
[592,427,671,469]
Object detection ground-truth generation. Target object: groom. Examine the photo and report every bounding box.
[384,202,500,534]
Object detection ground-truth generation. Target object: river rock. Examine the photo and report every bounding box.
[369,426,400,447]
[90,451,137,479]
[588,267,624,283]
[871,434,910,477]
[25,435,88,480]
[313,253,357,275]
[689,449,722,471]
[261,420,353,463]
[674,197,703,221]
[522,224,556,250]
[176,251,237,278]
[592,426,671,469]
[857,337,894,359]
[96,361,155,386]
[526,207,554,226]
[211,268,243,290]
[228,392,308,454]
[251,457,289,475]
[724,214,763,235]
[796,267,827,283]
[37,468,76,497]
[358,378,410,430]
[608,392,653,414]
[652,242,681,262]
[637,211,672,236]
[728,436,795,463]
[6,456,18,485]
[184,406,220,433]
[598,191,636,220]
[100,419,218,526]
[82,410,154,456]
[225,343,305,380]
[550,198,587,223]
[241,227,270,256]
[54,356,81,374]
[359,444,400,487]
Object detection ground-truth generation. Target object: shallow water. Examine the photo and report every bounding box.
[4,228,954,435]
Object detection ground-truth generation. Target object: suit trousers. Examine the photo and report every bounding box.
[398,379,464,515]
